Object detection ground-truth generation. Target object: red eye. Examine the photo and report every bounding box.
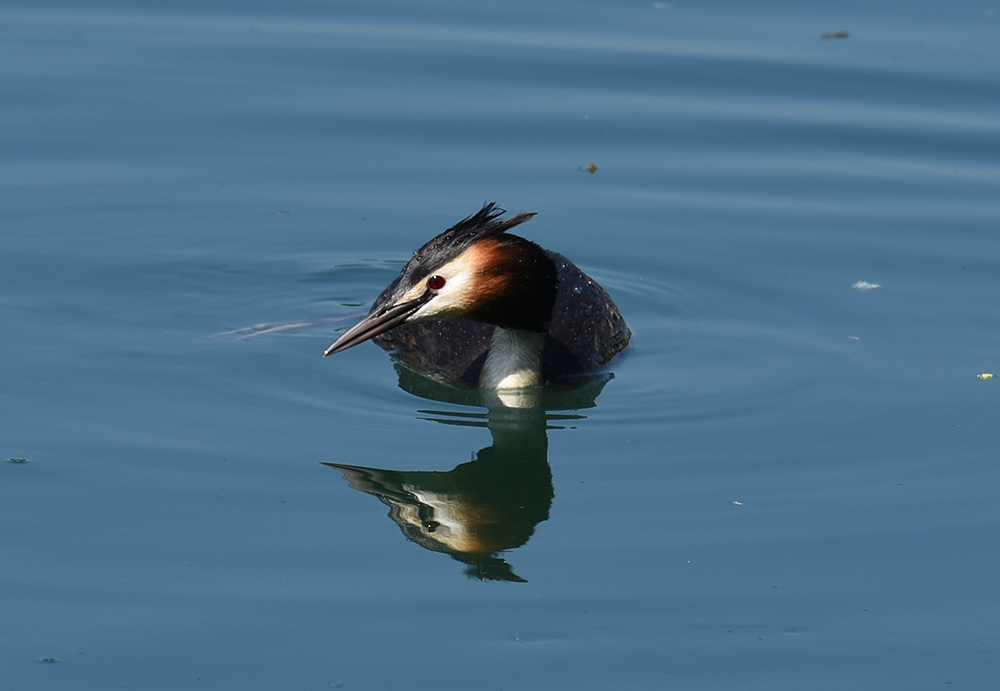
[427,275,446,291]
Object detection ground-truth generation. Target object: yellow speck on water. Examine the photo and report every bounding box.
[580,164,598,174]
[977,373,994,380]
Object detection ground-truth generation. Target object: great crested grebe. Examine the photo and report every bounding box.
[323,203,630,389]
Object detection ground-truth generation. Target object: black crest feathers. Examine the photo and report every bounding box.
[400,203,536,282]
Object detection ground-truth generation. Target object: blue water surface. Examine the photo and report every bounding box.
[3,1,999,689]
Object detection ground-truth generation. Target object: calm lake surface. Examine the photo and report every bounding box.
[3,1,999,689]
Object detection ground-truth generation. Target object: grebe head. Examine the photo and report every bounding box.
[323,203,559,357]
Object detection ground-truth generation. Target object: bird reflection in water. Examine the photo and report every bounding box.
[325,372,611,582]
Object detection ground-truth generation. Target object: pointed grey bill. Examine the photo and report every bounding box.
[322,292,431,356]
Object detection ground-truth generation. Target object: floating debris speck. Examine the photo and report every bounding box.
[977,373,994,380]
[821,31,849,39]
[579,164,598,174]
[852,281,880,291]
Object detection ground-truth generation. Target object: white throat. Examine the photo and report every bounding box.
[479,328,546,390]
